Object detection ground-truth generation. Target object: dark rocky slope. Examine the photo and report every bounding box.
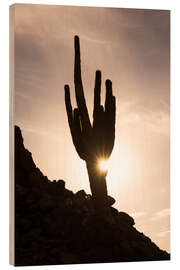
[14,126,170,266]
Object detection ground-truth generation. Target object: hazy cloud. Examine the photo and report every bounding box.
[151,208,170,221]
[156,230,170,238]
[130,212,146,218]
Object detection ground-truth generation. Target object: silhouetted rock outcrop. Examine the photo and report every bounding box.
[14,126,170,266]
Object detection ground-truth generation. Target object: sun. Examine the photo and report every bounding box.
[98,159,109,172]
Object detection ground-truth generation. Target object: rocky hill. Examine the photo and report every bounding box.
[14,125,170,266]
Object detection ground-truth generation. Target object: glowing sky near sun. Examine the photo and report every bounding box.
[13,4,170,252]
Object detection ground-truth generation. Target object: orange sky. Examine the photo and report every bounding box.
[13,4,170,252]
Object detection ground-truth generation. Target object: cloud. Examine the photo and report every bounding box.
[20,124,62,142]
[130,212,146,218]
[156,230,170,238]
[151,208,170,221]
[117,98,170,136]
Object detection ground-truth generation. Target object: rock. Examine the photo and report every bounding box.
[20,148,36,173]
[118,211,135,226]
[15,125,24,146]
[110,207,119,216]
[107,195,116,206]
[57,179,65,189]
[75,189,86,198]
[74,190,86,204]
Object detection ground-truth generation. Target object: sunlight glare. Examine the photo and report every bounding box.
[99,159,109,172]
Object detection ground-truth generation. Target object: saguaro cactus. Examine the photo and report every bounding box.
[65,36,116,209]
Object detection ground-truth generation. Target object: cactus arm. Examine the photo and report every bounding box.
[102,80,115,157]
[93,70,102,148]
[64,84,73,129]
[74,36,91,132]
[105,80,112,114]
[93,70,101,120]
[110,96,116,127]
[73,108,86,160]
[65,85,86,160]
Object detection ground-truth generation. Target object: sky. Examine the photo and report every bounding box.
[13,4,170,252]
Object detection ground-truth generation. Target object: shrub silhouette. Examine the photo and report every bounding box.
[65,36,116,210]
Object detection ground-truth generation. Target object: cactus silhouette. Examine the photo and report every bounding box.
[65,36,116,209]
